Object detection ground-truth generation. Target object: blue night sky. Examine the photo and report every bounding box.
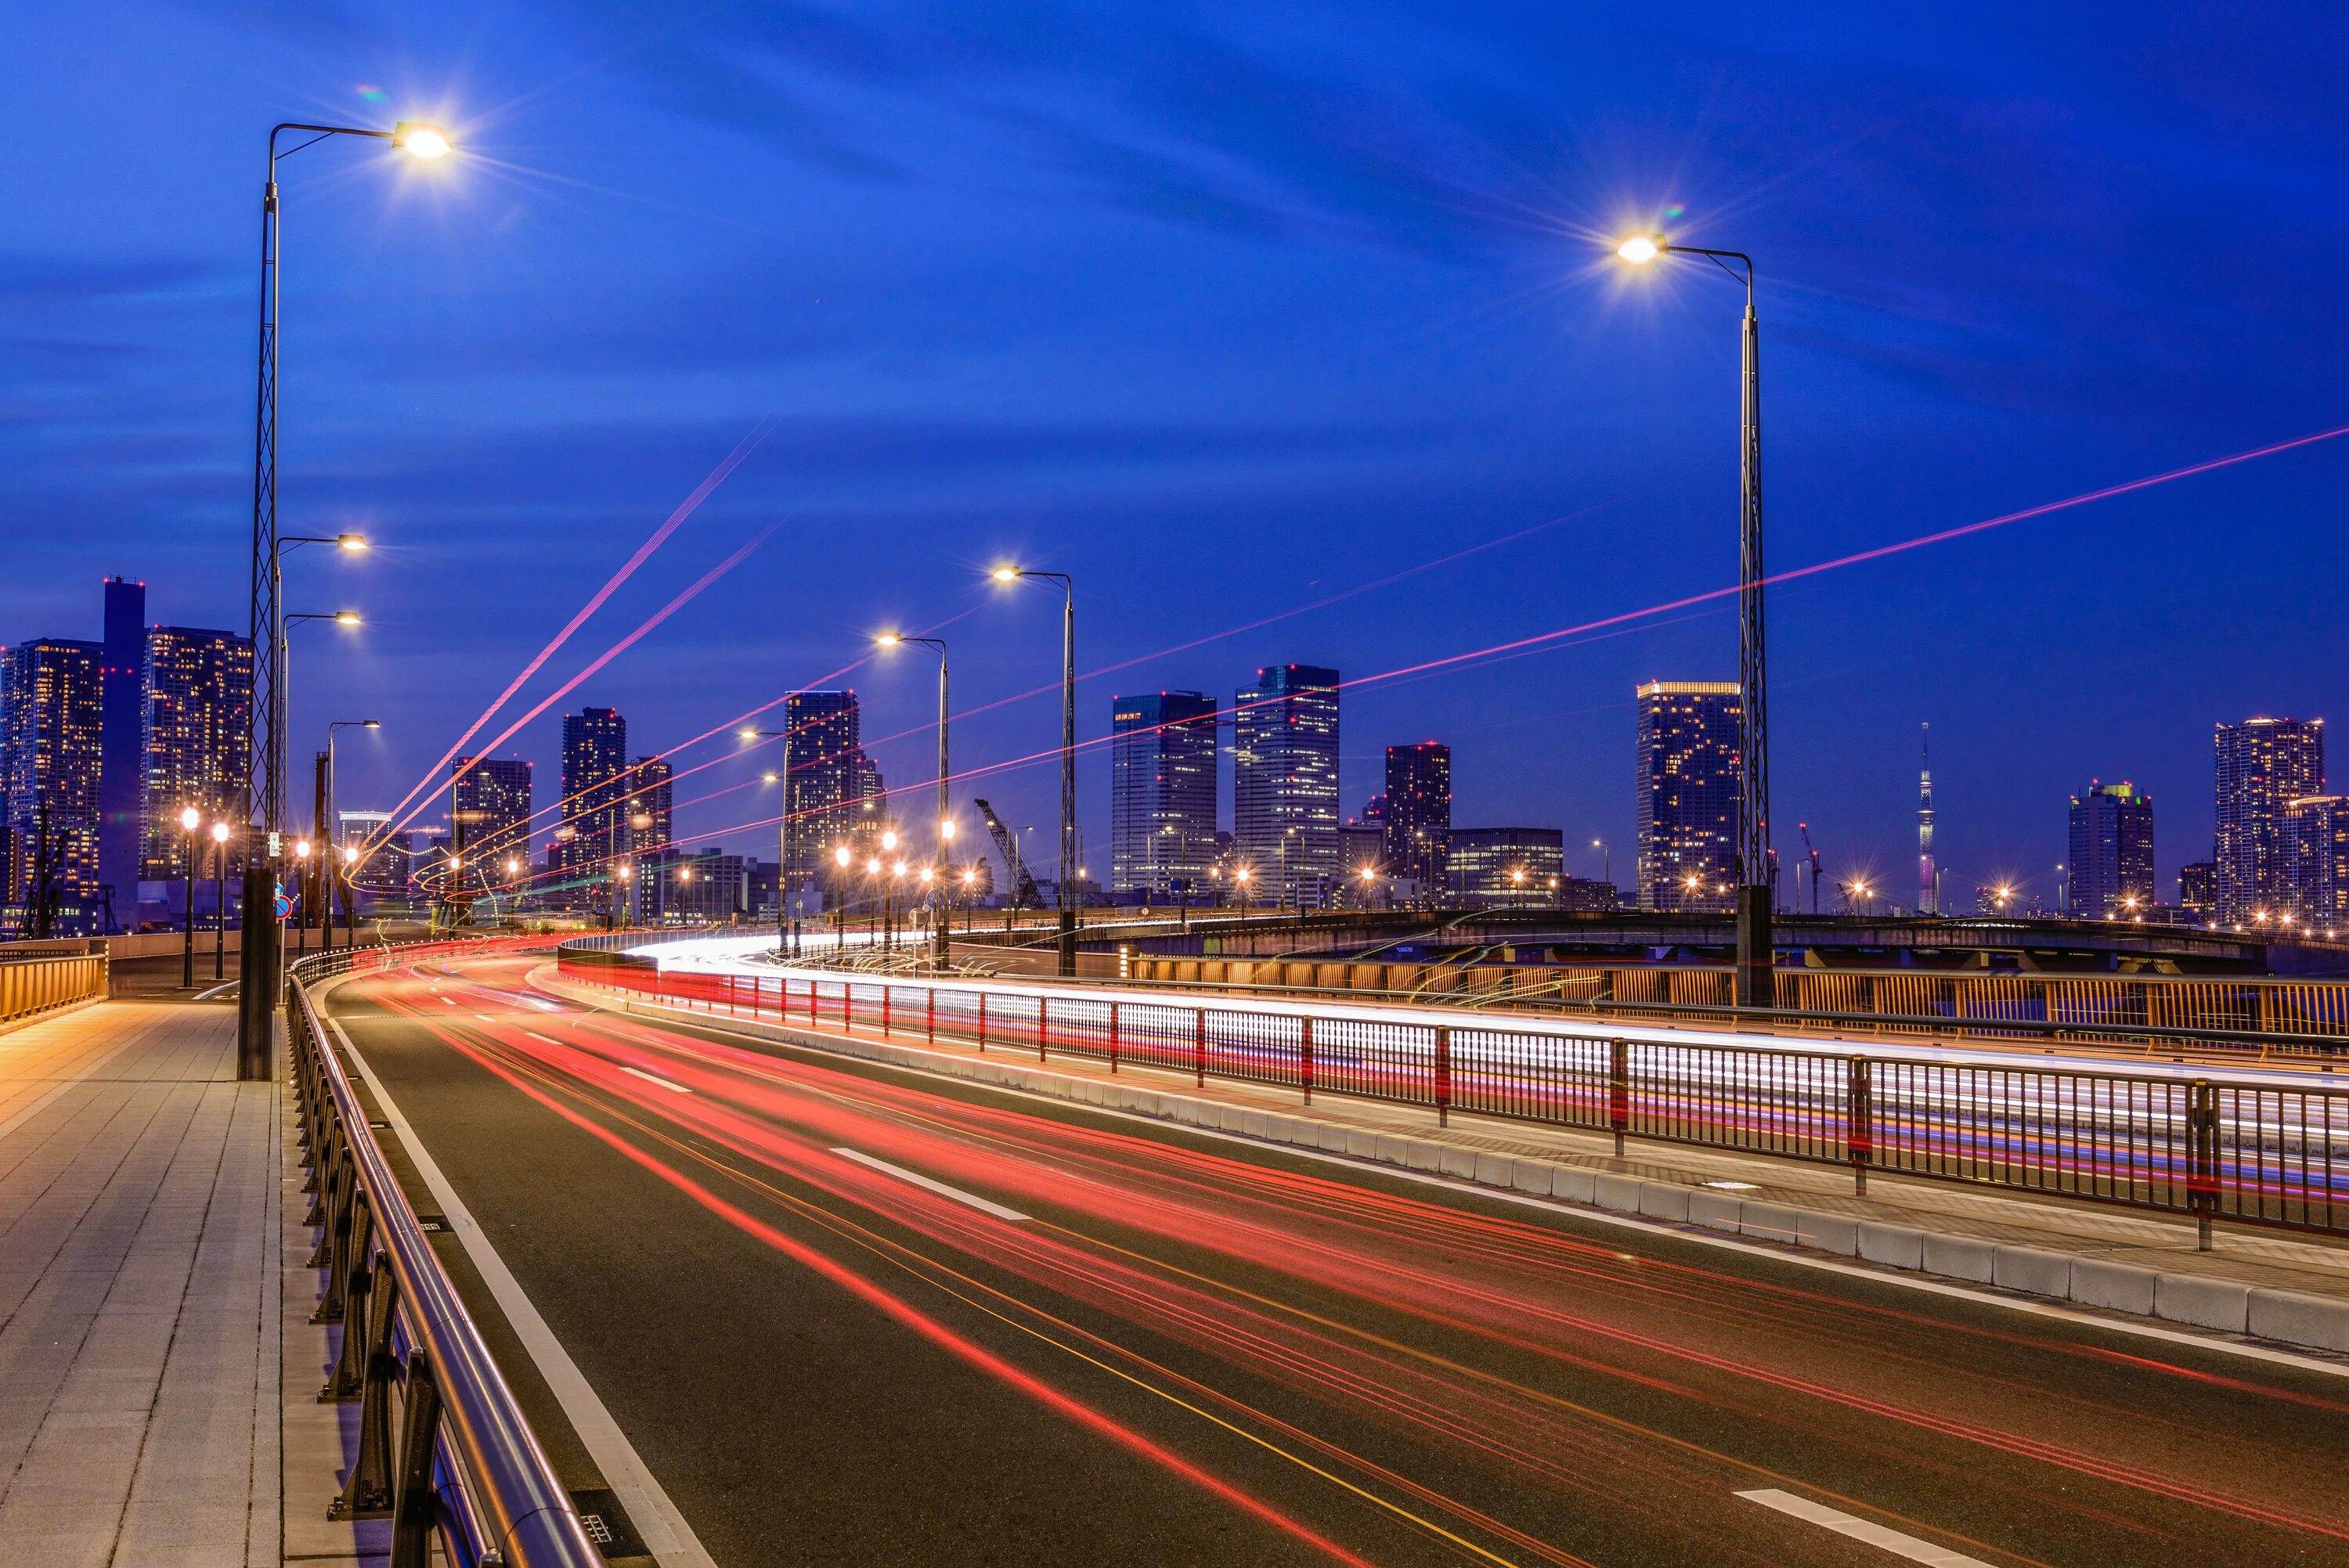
[5,2,2347,905]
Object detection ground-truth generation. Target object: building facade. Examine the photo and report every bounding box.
[1446,827,1564,907]
[139,625,252,881]
[2214,717,2325,923]
[97,579,146,925]
[781,690,865,904]
[1634,680,1741,914]
[1109,690,1218,902]
[2,639,105,935]
[452,756,533,890]
[2178,860,2215,919]
[1232,664,1340,908]
[1383,742,1451,893]
[556,708,630,906]
[2286,796,2349,928]
[2066,780,2155,917]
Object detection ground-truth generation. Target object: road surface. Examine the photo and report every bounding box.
[323,952,2349,1567]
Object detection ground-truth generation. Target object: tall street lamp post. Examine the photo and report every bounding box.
[243,117,447,1080]
[878,633,951,966]
[179,807,202,989]
[1615,231,1773,1009]
[993,567,1077,976]
[741,728,793,958]
[325,719,379,949]
[210,821,232,982]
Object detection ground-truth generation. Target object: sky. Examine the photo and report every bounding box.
[5,1,2348,907]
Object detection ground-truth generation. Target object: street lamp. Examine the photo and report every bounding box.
[1615,229,1773,1009]
[992,565,1077,975]
[210,821,232,982]
[878,632,951,965]
[179,806,202,989]
[291,838,312,960]
[834,843,854,950]
[1593,838,1610,890]
[323,718,378,951]
[242,117,452,1078]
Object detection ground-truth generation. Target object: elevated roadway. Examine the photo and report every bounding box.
[319,946,2349,1566]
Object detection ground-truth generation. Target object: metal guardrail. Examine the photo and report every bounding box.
[561,946,2349,1248]
[0,952,107,1020]
[1125,954,2349,1054]
[287,942,597,1568]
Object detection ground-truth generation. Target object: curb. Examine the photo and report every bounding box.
[545,974,2349,1359]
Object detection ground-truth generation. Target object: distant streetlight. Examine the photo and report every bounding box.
[879,631,951,964]
[179,807,203,988]
[1615,226,1772,1009]
[209,821,232,982]
[992,565,1077,975]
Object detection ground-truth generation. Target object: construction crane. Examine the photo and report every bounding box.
[972,798,1042,909]
[1798,822,1824,915]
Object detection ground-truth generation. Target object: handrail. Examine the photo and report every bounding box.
[286,943,597,1568]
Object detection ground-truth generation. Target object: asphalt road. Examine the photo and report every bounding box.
[324,953,2349,1568]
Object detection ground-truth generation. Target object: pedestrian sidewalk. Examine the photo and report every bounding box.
[543,968,2349,1361]
[0,997,390,1566]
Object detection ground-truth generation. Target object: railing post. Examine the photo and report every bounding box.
[1039,997,1049,1063]
[387,1352,443,1568]
[1109,1001,1120,1073]
[1848,1055,1873,1196]
[1608,1037,1629,1158]
[1435,1024,1451,1127]
[1300,1017,1313,1105]
[882,986,892,1037]
[1195,1009,1207,1087]
[331,1271,401,1519]
[977,992,987,1051]
[2189,1077,2219,1251]
[927,988,936,1044]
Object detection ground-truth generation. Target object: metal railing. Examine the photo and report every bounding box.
[1119,956,2349,1060]
[0,951,107,1022]
[560,946,2349,1247]
[287,943,597,1568]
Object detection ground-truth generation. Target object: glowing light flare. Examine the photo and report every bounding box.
[834,845,853,868]
[392,121,451,160]
[210,822,230,845]
[1615,233,1665,264]
[179,806,201,832]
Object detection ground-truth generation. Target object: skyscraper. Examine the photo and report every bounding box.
[2066,780,2155,917]
[1110,690,1218,902]
[1383,742,1452,896]
[2214,717,2325,922]
[2,639,104,935]
[782,690,862,902]
[453,756,533,886]
[139,625,251,880]
[557,708,629,900]
[1915,723,1936,917]
[1634,680,1741,913]
[625,756,673,855]
[1232,664,1340,908]
[97,579,146,928]
[2178,860,2216,919]
[2286,796,2349,928]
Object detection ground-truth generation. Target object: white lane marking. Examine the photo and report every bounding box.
[1736,1491,1992,1566]
[522,1031,563,1047]
[832,1148,1029,1221]
[320,1002,716,1567]
[619,1065,692,1094]
[438,996,456,1006]
[193,980,238,1001]
[558,985,2349,1383]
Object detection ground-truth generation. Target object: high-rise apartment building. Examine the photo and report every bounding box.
[1232,664,1340,907]
[2,639,105,935]
[2214,717,2325,922]
[97,579,146,925]
[139,625,251,880]
[453,756,533,885]
[1634,680,1741,914]
[1383,742,1451,893]
[2178,860,2216,918]
[2067,780,2155,917]
[1446,827,1563,908]
[2286,796,2349,928]
[557,708,629,900]
[782,690,864,901]
[1110,690,1218,901]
